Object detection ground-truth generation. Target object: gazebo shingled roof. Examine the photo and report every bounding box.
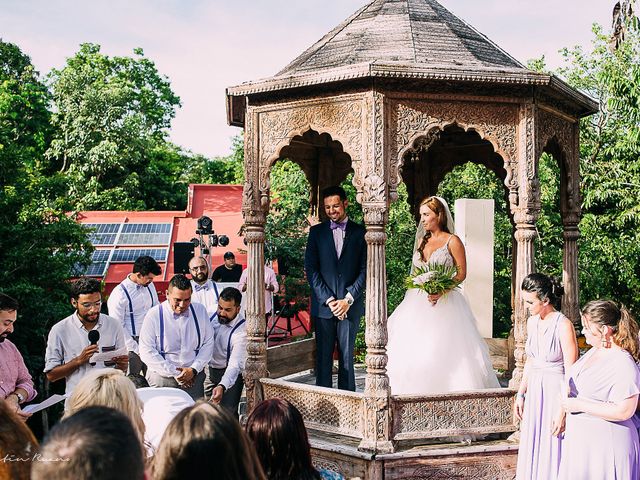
[226,0,597,124]
[276,0,524,76]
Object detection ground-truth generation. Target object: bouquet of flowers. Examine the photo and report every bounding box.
[405,264,460,295]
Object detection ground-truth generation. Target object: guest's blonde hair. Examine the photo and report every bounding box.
[65,369,146,448]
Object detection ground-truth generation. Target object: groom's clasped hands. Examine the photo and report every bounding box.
[329,298,350,320]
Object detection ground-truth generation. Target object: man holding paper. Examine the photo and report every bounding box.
[44,277,128,396]
[0,292,37,419]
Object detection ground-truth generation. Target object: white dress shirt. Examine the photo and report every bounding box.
[44,313,126,395]
[190,279,220,321]
[139,301,214,379]
[107,276,159,354]
[208,315,247,390]
[238,266,279,314]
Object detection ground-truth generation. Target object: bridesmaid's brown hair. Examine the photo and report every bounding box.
[582,300,640,361]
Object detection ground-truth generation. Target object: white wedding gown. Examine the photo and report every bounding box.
[386,241,500,395]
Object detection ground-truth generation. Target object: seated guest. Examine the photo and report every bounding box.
[151,401,266,480]
[137,385,194,450]
[246,398,345,480]
[32,406,145,480]
[139,274,214,400]
[206,287,247,417]
[212,251,242,283]
[44,278,128,398]
[0,399,39,480]
[64,369,146,452]
[0,293,37,420]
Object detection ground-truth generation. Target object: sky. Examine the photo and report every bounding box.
[1,0,612,158]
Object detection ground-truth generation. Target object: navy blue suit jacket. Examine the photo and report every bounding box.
[304,220,367,320]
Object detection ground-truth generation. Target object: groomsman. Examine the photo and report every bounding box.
[139,274,214,400]
[304,186,366,391]
[107,255,161,376]
[188,256,220,321]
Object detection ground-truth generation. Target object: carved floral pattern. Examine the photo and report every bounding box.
[390,100,519,199]
[393,393,515,439]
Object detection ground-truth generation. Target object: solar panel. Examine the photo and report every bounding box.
[110,248,167,263]
[118,223,171,246]
[84,262,107,276]
[84,224,121,246]
[92,250,111,262]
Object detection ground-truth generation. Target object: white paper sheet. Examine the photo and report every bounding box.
[22,394,67,414]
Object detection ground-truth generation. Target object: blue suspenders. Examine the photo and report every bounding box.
[226,319,246,365]
[121,284,155,336]
[158,304,201,359]
[209,282,219,322]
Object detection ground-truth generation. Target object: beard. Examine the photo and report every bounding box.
[78,311,99,324]
[193,272,208,283]
[0,334,6,343]
[218,313,237,325]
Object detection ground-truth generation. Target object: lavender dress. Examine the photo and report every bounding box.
[558,348,640,479]
[516,312,566,480]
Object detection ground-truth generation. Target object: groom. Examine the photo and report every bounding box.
[304,186,366,391]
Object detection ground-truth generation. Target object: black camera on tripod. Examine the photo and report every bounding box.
[193,216,229,255]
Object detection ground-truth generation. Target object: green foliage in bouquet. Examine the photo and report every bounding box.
[405,264,460,295]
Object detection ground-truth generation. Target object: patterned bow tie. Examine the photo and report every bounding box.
[194,284,208,292]
[330,220,347,231]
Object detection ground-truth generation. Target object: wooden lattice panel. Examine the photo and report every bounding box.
[261,378,364,438]
[392,389,516,440]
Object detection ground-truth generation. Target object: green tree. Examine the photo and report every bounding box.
[46,43,181,210]
[0,41,91,376]
[558,23,640,311]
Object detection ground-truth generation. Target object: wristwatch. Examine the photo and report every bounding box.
[10,392,25,404]
[345,297,354,306]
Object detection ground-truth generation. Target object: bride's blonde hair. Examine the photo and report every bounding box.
[417,196,451,261]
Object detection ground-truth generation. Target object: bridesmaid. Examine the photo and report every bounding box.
[515,273,578,480]
[558,300,640,479]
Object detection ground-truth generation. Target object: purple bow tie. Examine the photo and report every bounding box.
[194,284,207,292]
[330,220,347,231]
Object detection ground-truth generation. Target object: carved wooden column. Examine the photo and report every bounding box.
[242,108,268,414]
[561,122,582,324]
[359,188,394,454]
[509,103,539,389]
[509,211,538,388]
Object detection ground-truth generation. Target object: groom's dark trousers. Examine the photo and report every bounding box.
[304,220,366,391]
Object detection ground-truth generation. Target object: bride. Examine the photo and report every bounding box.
[386,196,500,395]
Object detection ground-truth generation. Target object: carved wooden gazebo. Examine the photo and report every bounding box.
[227,0,597,476]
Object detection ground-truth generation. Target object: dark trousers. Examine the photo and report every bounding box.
[314,315,359,391]
[128,337,147,376]
[206,367,244,418]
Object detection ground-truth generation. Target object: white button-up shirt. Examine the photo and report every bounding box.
[238,266,279,314]
[190,280,220,321]
[209,315,247,390]
[44,313,126,395]
[107,276,159,354]
[139,301,214,379]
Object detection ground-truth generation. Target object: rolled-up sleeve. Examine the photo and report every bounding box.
[220,331,247,390]
[44,325,65,373]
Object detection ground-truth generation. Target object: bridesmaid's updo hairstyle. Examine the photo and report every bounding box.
[521,273,564,311]
[417,196,450,260]
[581,300,640,361]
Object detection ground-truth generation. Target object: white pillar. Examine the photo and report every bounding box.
[455,199,494,338]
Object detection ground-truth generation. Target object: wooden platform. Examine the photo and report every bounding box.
[309,430,518,479]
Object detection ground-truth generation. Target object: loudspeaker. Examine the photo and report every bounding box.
[173,242,195,274]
